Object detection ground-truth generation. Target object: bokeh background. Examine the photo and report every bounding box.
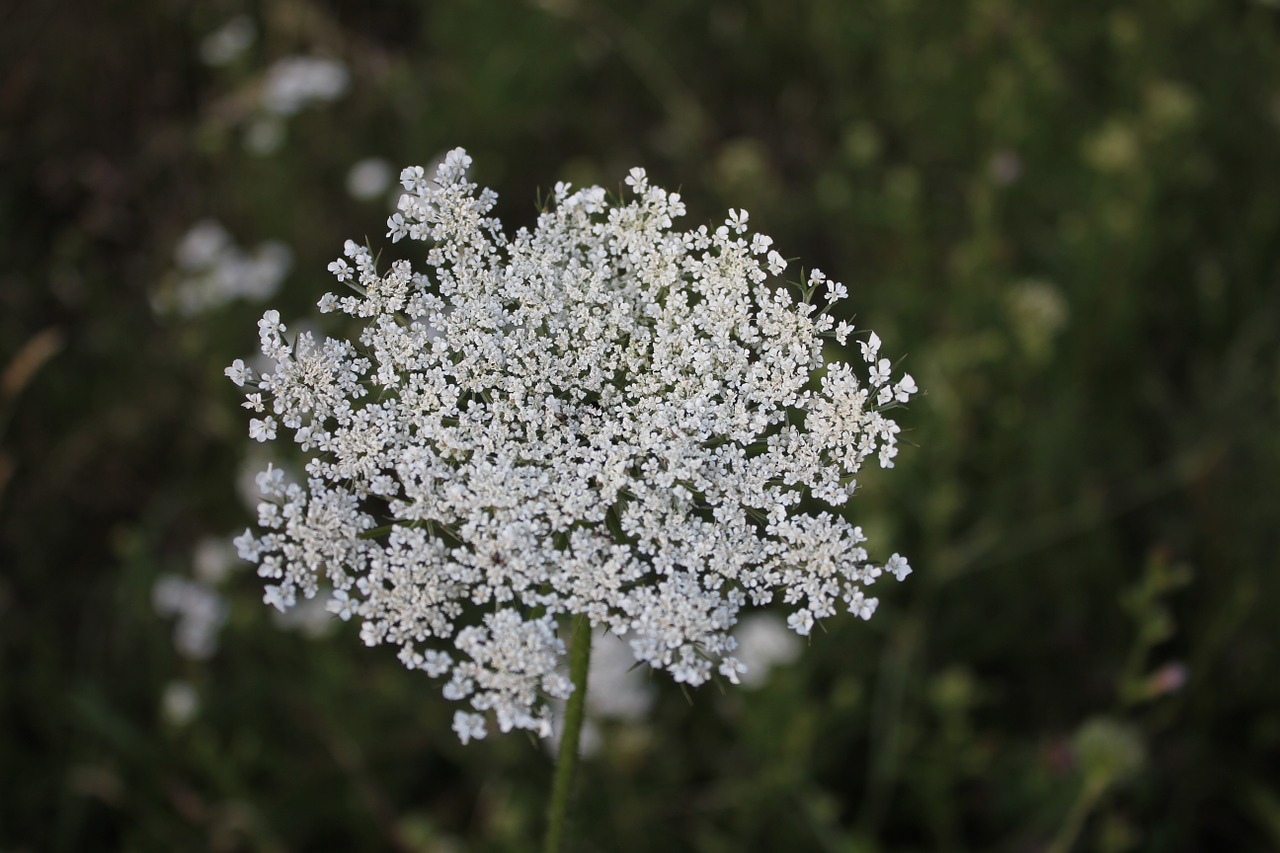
[3,1,1279,850]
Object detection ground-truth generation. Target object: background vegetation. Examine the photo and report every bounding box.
[3,0,1279,850]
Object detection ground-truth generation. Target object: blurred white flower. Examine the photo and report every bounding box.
[162,220,292,316]
[200,15,256,67]
[162,219,293,315]
[260,57,350,117]
[272,588,339,639]
[160,680,200,726]
[174,220,231,270]
[152,575,228,660]
[587,631,656,721]
[733,612,803,688]
[193,536,239,585]
[244,116,285,155]
[346,158,395,201]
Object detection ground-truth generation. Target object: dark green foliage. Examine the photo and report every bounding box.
[2,0,1278,849]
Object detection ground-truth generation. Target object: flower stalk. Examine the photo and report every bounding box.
[545,615,593,853]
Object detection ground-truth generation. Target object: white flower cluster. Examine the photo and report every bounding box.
[229,149,916,742]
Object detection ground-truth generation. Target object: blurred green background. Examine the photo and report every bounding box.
[3,0,1279,850]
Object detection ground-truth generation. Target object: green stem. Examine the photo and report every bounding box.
[1046,775,1106,853]
[544,615,593,853]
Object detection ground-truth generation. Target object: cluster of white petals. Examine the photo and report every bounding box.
[229,149,915,742]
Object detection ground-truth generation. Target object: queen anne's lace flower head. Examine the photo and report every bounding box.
[229,148,916,742]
